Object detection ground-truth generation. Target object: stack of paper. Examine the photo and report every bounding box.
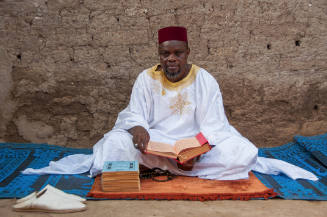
[101,161,140,192]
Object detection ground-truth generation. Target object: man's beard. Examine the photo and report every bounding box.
[164,69,181,82]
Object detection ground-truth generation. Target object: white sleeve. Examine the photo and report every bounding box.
[113,72,152,131]
[195,72,235,145]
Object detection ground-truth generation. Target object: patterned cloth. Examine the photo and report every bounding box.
[0,143,93,199]
[255,133,327,200]
[295,134,327,168]
[1,133,326,200]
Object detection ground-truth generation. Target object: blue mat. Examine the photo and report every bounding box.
[0,133,326,200]
[254,133,327,200]
[0,143,93,199]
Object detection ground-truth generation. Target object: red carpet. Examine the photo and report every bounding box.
[87,172,277,201]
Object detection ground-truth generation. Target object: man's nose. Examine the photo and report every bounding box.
[167,53,177,61]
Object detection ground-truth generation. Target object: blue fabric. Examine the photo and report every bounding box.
[295,134,327,168]
[0,143,93,199]
[254,133,327,200]
[1,134,327,200]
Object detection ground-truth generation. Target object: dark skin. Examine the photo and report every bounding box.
[128,40,197,171]
[158,40,191,83]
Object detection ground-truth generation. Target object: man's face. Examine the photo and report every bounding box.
[158,40,190,82]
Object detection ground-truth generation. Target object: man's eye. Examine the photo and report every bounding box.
[175,51,183,56]
[160,52,169,57]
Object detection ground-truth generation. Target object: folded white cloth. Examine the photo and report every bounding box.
[23,154,94,175]
[254,157,318,181]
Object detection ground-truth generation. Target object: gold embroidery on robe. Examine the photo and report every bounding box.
[169,92,191,115]
[152,81,161,95]
[147,64,199,92]
[161,89,166,96]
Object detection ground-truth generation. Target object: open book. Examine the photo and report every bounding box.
[145,133,211,164]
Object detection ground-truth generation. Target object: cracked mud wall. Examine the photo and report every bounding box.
[0,0,326,148]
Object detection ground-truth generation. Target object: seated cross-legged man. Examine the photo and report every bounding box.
[23,26,317,181]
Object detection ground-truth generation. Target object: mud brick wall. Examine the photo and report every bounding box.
[0,0,326,148]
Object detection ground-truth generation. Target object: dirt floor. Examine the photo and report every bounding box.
[1,199,327,217]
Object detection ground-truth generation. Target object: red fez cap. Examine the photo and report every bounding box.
[158,26,188,44]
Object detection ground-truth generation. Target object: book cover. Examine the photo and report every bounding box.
[102,161,139,172]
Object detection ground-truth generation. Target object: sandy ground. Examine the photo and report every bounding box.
[1,199,327,217]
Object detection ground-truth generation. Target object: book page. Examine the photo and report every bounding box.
[145,150,177,159]
[174,137,201,154]
[147,141,176,154]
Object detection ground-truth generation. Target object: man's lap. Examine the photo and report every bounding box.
[92,129,257,178]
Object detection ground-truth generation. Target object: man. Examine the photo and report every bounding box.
[23,27,317,181]
[128,27,197,171]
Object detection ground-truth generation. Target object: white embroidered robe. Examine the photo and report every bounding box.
[23,65,318,181]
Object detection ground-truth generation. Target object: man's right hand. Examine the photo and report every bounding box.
[128,126,150,153]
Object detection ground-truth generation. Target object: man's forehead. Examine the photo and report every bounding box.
[158,40,188,49]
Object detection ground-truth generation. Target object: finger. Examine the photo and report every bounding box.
[138,144,144,153]
[141,134,149,150]
[132,135,138,146]
[141,141,148,153]
[145,133,150,145]
[141,142,146,151]
[134,137,143,151]
[135,136,142,148]
[133,142,139,150]
[139,135,146,147]
[143,140,149,151]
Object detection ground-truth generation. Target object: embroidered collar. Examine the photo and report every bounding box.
[147,64,199,91]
